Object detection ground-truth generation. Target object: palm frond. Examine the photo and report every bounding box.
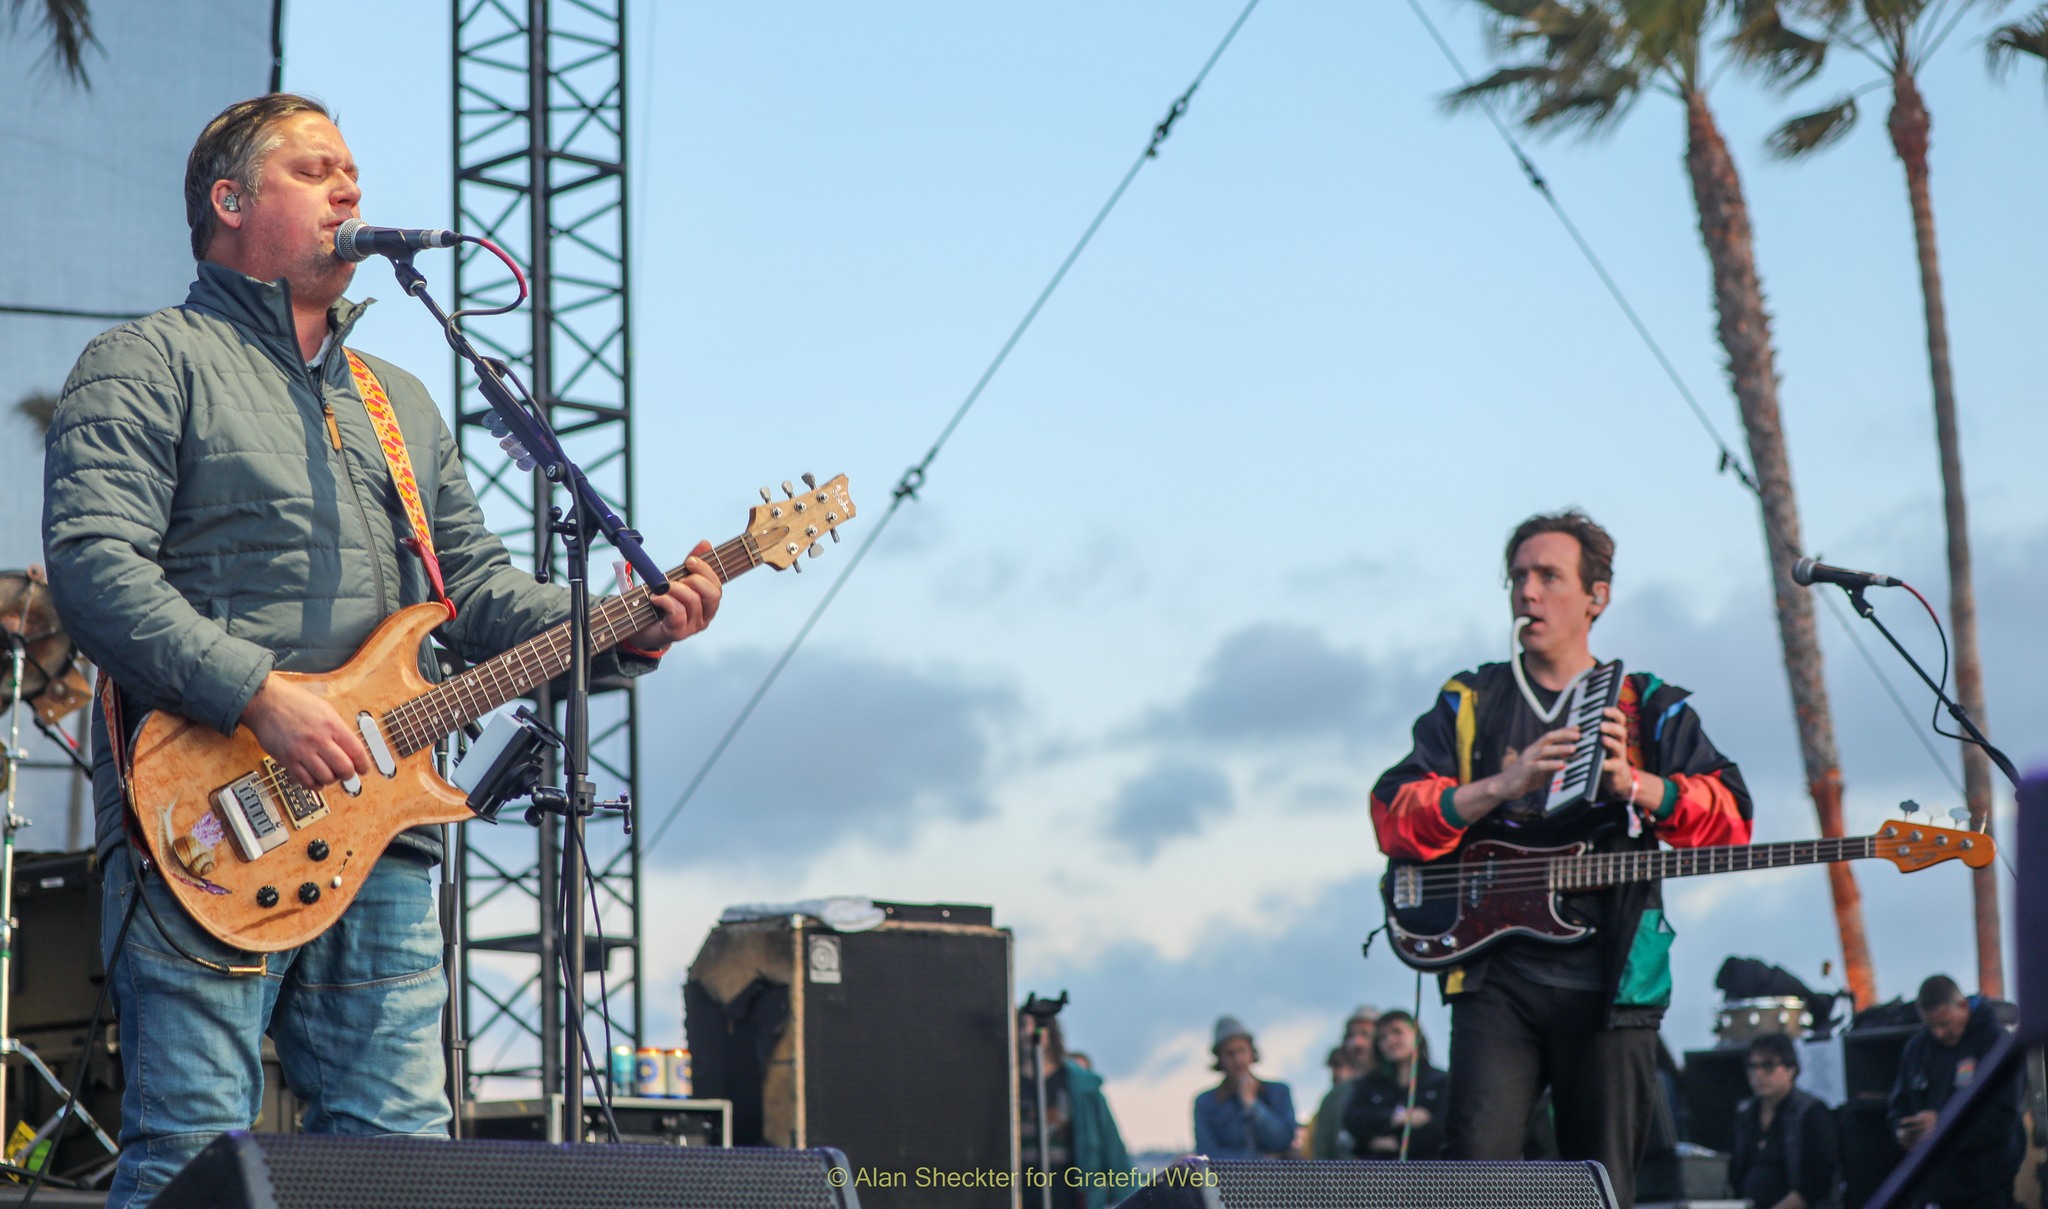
[1727,0,1832,84]
[4,0,95,85]
[14,392,58,436]
[1444,0,1664,135]
[1986,5,2048,80]
[1765,95,1861,154]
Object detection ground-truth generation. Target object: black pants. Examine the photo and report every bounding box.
[1443,961,1659,1209]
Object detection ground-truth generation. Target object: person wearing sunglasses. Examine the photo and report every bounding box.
[1728,1034,1838,1209]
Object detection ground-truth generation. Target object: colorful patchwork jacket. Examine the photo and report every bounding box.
[1370,661,1752,1028]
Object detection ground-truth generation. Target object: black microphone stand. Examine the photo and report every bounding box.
[1839,586,2020,788]
[386,252,665,1142]
[1021,991,1069,1209]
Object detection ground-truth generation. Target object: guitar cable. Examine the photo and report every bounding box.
[557,822,623,1145]
[12,871,143,1209]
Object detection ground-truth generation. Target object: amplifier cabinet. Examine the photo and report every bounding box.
[686,910,1016,1209]
[465,1096,732,1146]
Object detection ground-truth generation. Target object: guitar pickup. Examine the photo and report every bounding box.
[1391,865,1423,911]
[213,761,329,862]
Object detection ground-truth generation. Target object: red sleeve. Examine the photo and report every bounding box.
[1654,770,1751,848]
[1371,774,1467,861]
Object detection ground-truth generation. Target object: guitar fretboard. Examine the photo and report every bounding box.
[1552,834,1878,891]
[380,534,760,755]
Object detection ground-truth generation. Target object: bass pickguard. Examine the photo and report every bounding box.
[1381,838,1593,969]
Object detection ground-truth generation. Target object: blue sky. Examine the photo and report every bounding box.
[5,0,2045,1152]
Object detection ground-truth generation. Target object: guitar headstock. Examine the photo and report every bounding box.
[1871,821,1996,872]
[747,474,856,571]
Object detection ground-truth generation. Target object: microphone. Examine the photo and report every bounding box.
[333,218,461,263]
[1792,557,1901,590]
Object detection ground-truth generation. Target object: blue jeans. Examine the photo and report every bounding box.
[99,843,450,1208]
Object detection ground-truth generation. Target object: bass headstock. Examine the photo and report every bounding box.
[747,474,856,571]
[1871,821,1996,873]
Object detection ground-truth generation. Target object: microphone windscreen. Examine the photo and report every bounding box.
[333,218,368,263]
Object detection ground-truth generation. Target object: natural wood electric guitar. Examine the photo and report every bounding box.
[1381,819,1994,970]
[127,475,856,951]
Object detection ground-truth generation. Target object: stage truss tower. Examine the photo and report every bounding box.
[450,0,641,1110]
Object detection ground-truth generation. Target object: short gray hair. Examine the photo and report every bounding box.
[183,93,333,261]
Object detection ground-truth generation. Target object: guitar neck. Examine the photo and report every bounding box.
[1556,834,1878,891]
[382,533,761,756]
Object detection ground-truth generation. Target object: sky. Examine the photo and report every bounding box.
[5,0,2046,1154]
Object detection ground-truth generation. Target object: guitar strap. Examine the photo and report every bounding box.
[345,350,457,620]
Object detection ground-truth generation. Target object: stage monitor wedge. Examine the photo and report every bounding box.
[1110,1158,1620,1209]
[151,1131,859,1209]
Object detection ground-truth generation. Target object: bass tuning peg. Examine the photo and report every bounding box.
[801,472,817,489]
[759,486,772,504]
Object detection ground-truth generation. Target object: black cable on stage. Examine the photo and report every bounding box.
[1400,0,1987,820]
[641,0,1265,854]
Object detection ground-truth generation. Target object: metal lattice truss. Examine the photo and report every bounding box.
[452,0,643,1103]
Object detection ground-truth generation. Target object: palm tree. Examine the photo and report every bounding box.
[4,0,93,83]
[1987,5,2048,81]
[1736,0,2004,998]
[1445,0,1879,1006]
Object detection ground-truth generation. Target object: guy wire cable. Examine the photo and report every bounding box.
[1401,0,1980,815]
[641,0,1265,854]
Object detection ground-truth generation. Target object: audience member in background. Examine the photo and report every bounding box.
[1194,1016,1297,1159]
[1727,1033,1838,1209]
[1069,1051,1095,1071]
[1889,975,2024,1209]
[1344,1010,1450,1160]
[1018,1012,1132,1209]
[1308,1006,1379,1159]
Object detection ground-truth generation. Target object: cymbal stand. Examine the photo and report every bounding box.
[0,635,117,1183]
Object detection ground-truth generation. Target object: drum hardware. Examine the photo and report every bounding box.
[1713,995,1814,1046]
[1,570,115,1184]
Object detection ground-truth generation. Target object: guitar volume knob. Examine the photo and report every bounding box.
[256,886,279,909]
[307,839,330,861]
[298,882,321,905]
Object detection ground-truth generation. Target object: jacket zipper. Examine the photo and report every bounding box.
[322,388,392,619]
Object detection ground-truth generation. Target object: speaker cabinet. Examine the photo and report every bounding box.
[1843,1026,1917,1102]
[1838,1099,1904,1209]
[1110,1158,1619,1209]
[1679,1046,1749,1154]
[154,1131,858,1209]
[686,906,1015,1209]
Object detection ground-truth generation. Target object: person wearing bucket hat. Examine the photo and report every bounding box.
[1194,1015,1297,1159]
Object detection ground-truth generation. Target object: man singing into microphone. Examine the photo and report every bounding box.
[43,94,720,1207]
[1369,512,1751,1209]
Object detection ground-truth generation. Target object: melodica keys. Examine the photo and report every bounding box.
[1544,660,1624,815]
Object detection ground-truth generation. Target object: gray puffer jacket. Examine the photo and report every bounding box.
[44,261,647,861]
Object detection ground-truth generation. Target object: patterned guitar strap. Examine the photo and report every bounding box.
[345,350,457,620]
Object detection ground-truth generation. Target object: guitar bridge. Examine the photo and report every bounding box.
[213,760,329,862]
[1391,865,1423,910]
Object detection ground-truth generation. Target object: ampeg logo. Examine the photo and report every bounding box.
[808,934,842,984]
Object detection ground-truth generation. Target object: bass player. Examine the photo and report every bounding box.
[42,94,720,1208]
[1369,510,1750,1209]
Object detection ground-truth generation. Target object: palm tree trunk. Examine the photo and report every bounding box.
[1887,69,2002,998]
[1681,90,1877,1008]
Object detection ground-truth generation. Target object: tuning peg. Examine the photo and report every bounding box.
[782,480,795,498]
[791,559,803,574]
[829,529,841,543]
[807,544,820,558]
[802,472,817,489]
[760,486,772,504]
[1899,800,1920,817]
[1949,807,1971,826]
